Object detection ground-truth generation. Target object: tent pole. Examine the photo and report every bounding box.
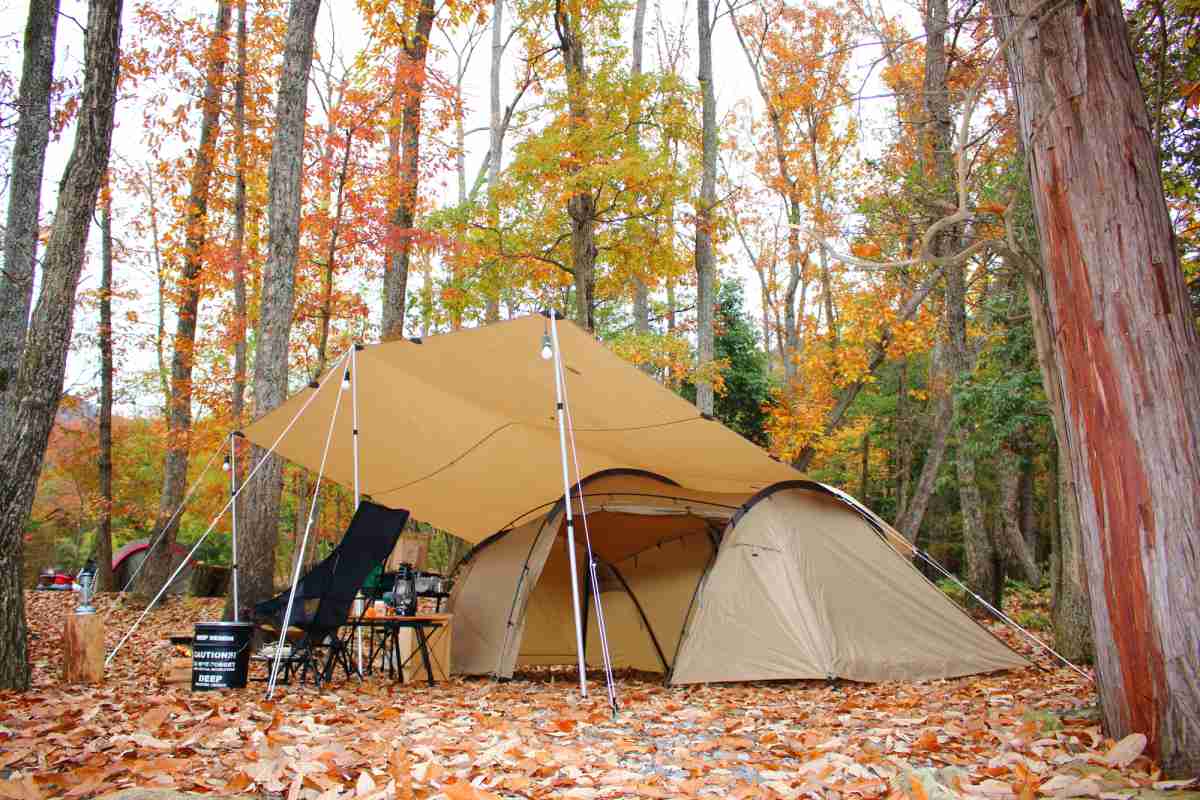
[267,348,351,697]
[549,312,588,697]
[351,343,362,674]
[230,432,239,622]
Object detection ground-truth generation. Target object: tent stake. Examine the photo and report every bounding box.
[549,312,588,698]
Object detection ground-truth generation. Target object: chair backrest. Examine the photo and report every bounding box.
[254,501,409,633]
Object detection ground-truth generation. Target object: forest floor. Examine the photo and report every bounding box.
[2,590,1196,800]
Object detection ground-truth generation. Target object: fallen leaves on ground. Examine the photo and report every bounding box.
[1,591,1193,799]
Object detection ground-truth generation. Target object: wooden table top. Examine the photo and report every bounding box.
[353,613,452,624]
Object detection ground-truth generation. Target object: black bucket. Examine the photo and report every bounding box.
[192,621,253,690]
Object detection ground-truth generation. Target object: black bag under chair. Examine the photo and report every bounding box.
[251,500,409,687]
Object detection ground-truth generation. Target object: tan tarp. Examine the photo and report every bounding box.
[451,474,1028,683]
[241,316,797,542]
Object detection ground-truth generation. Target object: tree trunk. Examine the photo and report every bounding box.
[694,0,717,413]
[629,0,651,336]
[484,0,504,323]
[0,0,122,691]
[139,0,234,595]
[553,0,598,332]
[231,0,321,618]
[1023,247,1093,661]
[894,370,955,543]
[0,0,59,407]
[231,0,249,426]
[96,195,116,592]
[991,0,1200,772]
[998,444,1041,585]
[381,0,437,342]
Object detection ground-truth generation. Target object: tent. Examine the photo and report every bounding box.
[451,471,1027,683]
[242,315,1028,683]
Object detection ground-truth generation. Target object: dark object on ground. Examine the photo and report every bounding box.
[189,563,231,597]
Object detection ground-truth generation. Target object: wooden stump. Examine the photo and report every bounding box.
[63,613,104,684]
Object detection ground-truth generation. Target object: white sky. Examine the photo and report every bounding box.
[0,0,919,416]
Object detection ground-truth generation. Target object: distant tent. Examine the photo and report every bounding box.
[242,315,1028,684]
[451,471,1027,683]
[112,539,194,594]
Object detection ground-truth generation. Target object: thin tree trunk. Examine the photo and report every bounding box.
[694,0,717,413]
[140,0,234,595]
[991,0,1200,771]
[381,0,437,342]
[630,0,651,335]
[0,0,122,691]
[141,165,170,411]
[894,357,911,521]
[484,0,504,323]
[232,0,321,618]
[231,0,249,426]
[998,444,1041,585]
[894,354,954,543]
[96,194,116,592]
[0,0,60,407]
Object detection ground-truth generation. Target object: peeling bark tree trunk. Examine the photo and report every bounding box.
[96,196,116,593]
[991,0,1200,772]
[140,0,234,596]
[694,0,717,413]
[0,0,122,690]
[1023,251,1093,661]
[234,0,321,617]
[0,0,59,407]
[380,0,436,342]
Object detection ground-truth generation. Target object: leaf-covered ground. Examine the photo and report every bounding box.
[2,591,1195,800]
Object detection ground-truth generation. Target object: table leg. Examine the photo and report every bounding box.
[392,626,404,684]
[416,625,434,686]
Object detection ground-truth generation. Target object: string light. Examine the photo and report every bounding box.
[222,456,231,472]
[341,369,351,391]
[540,333,553,360]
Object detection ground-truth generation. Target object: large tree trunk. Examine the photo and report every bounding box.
[694,0,717,413]
[0,0,59,407]
[232,0,321,618]
[380,0,436,342]
[0,0,122,691]
[140,0,234,595]
[1022,246,1093,660]
[991,0,1200,772]
[96,195,116,592]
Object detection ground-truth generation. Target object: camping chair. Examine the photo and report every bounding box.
[251,500,409,687]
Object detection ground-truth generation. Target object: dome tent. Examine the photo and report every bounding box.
[451,470,1027,683]
[240,314,1028,685]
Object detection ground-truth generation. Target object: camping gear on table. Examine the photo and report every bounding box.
[387,564,416,616]
[250,501,409,687]
[192,621,253,690]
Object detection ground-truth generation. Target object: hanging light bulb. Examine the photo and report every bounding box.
[222,455,231,472]
[540,333,553,361]
[341,369,351,391]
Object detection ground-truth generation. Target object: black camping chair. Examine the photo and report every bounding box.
[251,500,409,687]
